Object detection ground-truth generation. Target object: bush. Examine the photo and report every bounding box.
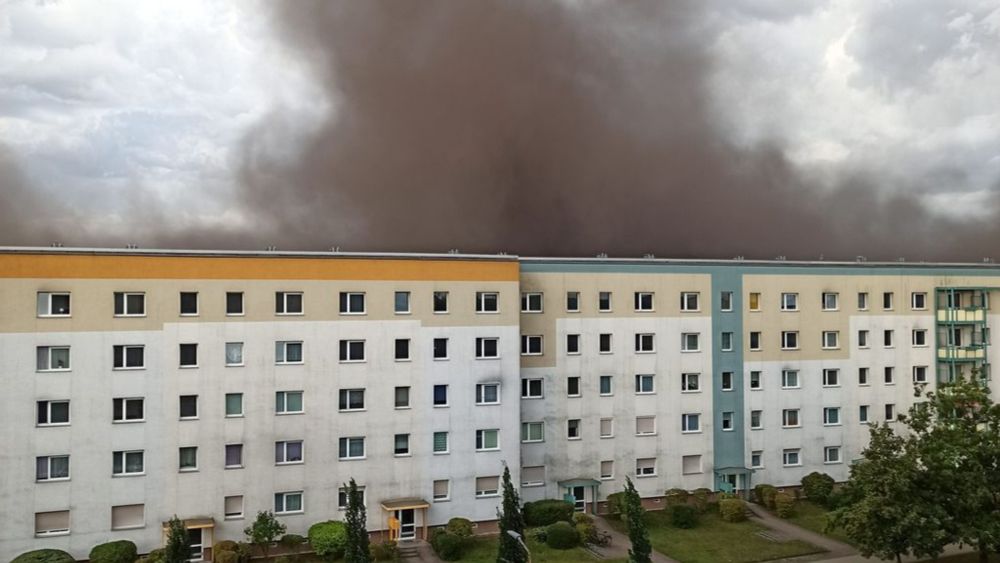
[605,492,625,518]
[233,543,253,563]
[691,488,712,513]
[668,504,699,529]
[664,488,690,507]
[775,492,795,518]
[370,540,399,561]
[801,472,836,506]
[89,540,137,563]
[523,499,574,526]
[274,557,291,563]
[146,549,165,563]
[308,520,348,561]
[214,551,238,563]
[531,527,548,543]
[719,498,747,522]
[11,549,76,563]
[445,517,473,539]
[754,484,778,508]
[279,534,306,549]
[213,541,238,554]
[572,512,593,525]
[545,521,580,550]
[573,513,597,544]
[430,529,465,561]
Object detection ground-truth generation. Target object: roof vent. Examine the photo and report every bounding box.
[856,256,867,262]
[448,249,460,254]
[644,253,655,259]
[984,257,995,264]
[733,256,744,261]
[330,246,341,252]
[49,242,63,248]
[265,245,277,251]
[125,244,138,249]
[596,252,608,259]
[775,255,786,261]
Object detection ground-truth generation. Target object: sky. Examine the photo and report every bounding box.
[1,0,999,260]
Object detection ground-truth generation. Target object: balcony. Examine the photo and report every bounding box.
[937,346,986,360]
[937,309,986,323]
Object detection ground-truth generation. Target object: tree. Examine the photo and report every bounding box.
[496,465,527,563]
[163,516,191,563]
[622,477,652,563]
[243,510,286,559]
[344,478,371,563]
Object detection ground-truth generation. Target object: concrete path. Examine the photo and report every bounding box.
[745,502,856,560]
[592,515,679,563]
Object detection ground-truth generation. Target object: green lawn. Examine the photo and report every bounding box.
[778,500,855,546]
[459,532,626,563]
[609,509,824,563]
[927,554,1000,563]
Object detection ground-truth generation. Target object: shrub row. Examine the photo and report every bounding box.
[523,498,575,526]
[430,517,476,560]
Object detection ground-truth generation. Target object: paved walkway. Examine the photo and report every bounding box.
[591,515,679,562]
[745,502,855,560]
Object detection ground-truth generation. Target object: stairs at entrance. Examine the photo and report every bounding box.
[398,544,420,559]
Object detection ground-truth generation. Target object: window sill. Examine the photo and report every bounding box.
[395,311,412,316]
[113,473,145,478]
[180,313,199,317]
[394,453,412,458]
[433,497,451,503]
[179,468,199,473]
[276,362,305,366]
[338,457,367,461]
[433,357,450,361]
[721,428,734,432]
[179,365,199,369]
[822,385,841,389]
[395,358,412,363]
[478,356,502,360]
[750,427,763,431]
[277,313,305,317]
[433,311,450,315]
[225,363,245,368]
[111,525,146,531]
[36,423,71,428]
[782,426,802,429]
[224,515,246,520]
[521,482,544,488]
[635,473,657,479]
[567,309,581,314]
[276,411,305,416]
[567,352,582,356]
[114,315,147,318]
[113,419,145,424]
[113,367,146,371]
[339,409,367,413]
[681,430,702,434]
[476,311,500,315]
[38,315,72,319]
[225,466,244,470]
[824,461,843,465]
[339,360,367,364]
[35,531,70,538]
[475,403,501,407]
[635,433,657,437]
[681,350,701,353]
[433,404,449,408]
[36,478,71,483]
[681,389,700,394]
[822,347,840,351]
[433,451,450,455]
[567,394,582,399]
[521,396,544,400]
[226,313,245,317]
[276,511,304,516]
[394,406,412,410]
[475,493,500,498]
[37,369,72,374]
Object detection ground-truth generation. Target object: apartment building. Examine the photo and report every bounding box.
[3,248,1000,561]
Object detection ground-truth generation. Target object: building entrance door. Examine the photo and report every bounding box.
[572,486,586,512]
[395,509,416,541]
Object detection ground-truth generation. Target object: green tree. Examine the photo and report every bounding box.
[344,478,371,563]
[496,465,527,563]
[243,510,286,559]
[163,516,191,563]
[622,477,652,563]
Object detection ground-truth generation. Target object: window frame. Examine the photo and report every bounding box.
[339,292,366,315]
[681,413,701,433]
[822,292,839,311]
[433,384,449,407]
[475,291,499,314]
[179,291,199,316]
[36,455,71,482]
[911,291,927,310]
[433,431,450,454]
[598,291,612,312]
[275,341,304,365]
[112,450,145,476]
[276,291,305,315]
[275,391,305,415]
[822,368,840,388]
[37,400,70,426]
[521,378,544,399]
[781,330,799,350]
[518,335,541,357]
[782,408,801,428]
[475,383,501,405]
[225,291,244,316]
[679,292,698,312]
[338,339,366,363]
[37,292,71,317]
[634,333,655,353]
[338,388,366,412]
[912,329,928,347]
[36,346,71,372]
[782,448,802,467]
[520,292,543,313]
[433,291,449,314]
[521,421,545,443]
[635,374,655,395]
[113,292,146,317]
[394,291,411,315]
[113,397,145,423]
[681,332,700,352]
[780,292,798,311]
[274,491,304,515]
[720,291,733,312]
[599,375,613,396]
[635,291,655,312]
[475,429,500,451]
[338,436,367,460]
[822,330,839,350]
[823,407,841,426]
[178,446,199,472]
[566,291,580,312]
[824,446,842,464]
[113,344,145,370]
[681,372,700,393]
[781,369,800,389]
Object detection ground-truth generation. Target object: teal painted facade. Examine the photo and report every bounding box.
[711,269,746,491]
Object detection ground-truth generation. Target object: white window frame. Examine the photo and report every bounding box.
[37,292,71,317]
[275,491,304,515]
[275,391,304,415]
[519,335,541,356]
[179,343,198,368]
[113,397,145,423]
[433,338,449,360]
[37,346,71,372]
[857,291,869,311]
[113,345,145,370]
[394,291,411,315]
[913,365,928,383]
[114,292,146,317]
[782,449,802,467]
[720,331,733,352]
[112,450,145,476]
[521,378,544,399]
[394,434,411,457]
[566,291,581,312]
[226,291,244,316]
[912,329,927,347]
[635,415,656,436]
[475,429,500,451]
[911,292,927,310]
[34,510,70,537]
[885,404,896,422]
[521,422,544,443]
[600,460,614,480]
[859,367,870,386]
[598,291,612,312]
[567,334,581,355]
[433,480,451,502]
[179,291,199,316]
[679,292,698,312]
[276,291,304,315]
[433,431,450,454]
[567,419,582,440]
[476,292,499,313]
[338,436,366,460]
[599,375,614,396]
[884,329,894,348]
[681,372,700,393]
[822,368,840,387]
[822,331,839,350]
[781,331,799,350]
[681,333,700,352]
[37,400,70,426]
[339,339,366,363]
[858,330,869,348]
[36,455,70,482]
[721,371,734,391]
[635,374,655,394]
[749,331,761,351]
[782,408,801,428]
[338,388,366,412]
[566,376,581,397]
[635,333,655,353]
[340,292,366,315]
[178,446,198,472]
[824,407,841,426]
[521,292,543,313]
[475,383,501,405]
[751,451,763,469]
[635,458,657,477]
[824,446,842,464]
[883,291,894,311]
[475,476,500,498]
[750,410,762,430]
[599,418,614,438]
[275,341,304,365]
[781,292,798,311]
[636,291,655,312]
[178,395,198,420]
[224,495,244,520]
[433,384,449,407]
[749,371,762,390]
[721,411,734,432]
[720,291,733,312]
[885,366,895,385]
[822,292,839,311]
[781,370,800,389]
[681,413,701,433]
[225,444,244,469]
[433,291,449,314]
[599,333,613,354]
[859,405,870,424]
[225,342,244,367]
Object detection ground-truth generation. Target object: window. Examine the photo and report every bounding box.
[824,446,841,464]
[884,330,894,348]
[636,458,656,477]
[859,367,870,386]
[883,291,894,310]
[339,292,365,314]
[599,418,613,438]
[275,491,304,514]
[912,329,927,346]
[179,396,198,419]
[521,422,544,443]
[911,292,927,310]
[476,383,500,405]
[749,331,761,350]
[433,384,449,406]
[114,292,145,316]
[394,434,410,456]
[433,338,449,360]
[521,292,543,312]
[782,408,800,428]
[781,370,799,389]
[598,291,612,312]
[339,389,365,411]
[599,375,613,396]
[783,449,801,467]
[913,366,928,383]
[599,333,613,353]
[636,291,655,311]
[36,346,70,371]
[36,455,70,481]
[476,292,499,313]
[113,450,144,476]
[225,444,243,468]
[433,291,449,313]
[751,451,763,469]
[276,291,304,315]
[823,292,839,310]
[884,367,895,385]
[394,291,410,314]
[111,504,144,530]
[519,335,541,356]
[858,330,869,348]
[339,340,366,362]
[225,393,243,417]
[224,496,244,519]
[750,410,762,429]
[395,386,411,408]
[225,342,244,366]
[180,292,198,315]
[781,331,799,350]
[823,369,840,387]
[600,460,614,479]
[275,391,304,414]
[858,291,869,310]
[37,292,71,316]
[276,341,303,364]
[476,429,500,450]
[720,291,733,311]
[749,371,762,389]
[113,345,144,369]
[822,331,839,349]
[567,377,581,397]
[749,292,761,311]
[433,431,449,453]
[860,405,870,423]
[566,291,580,312]
[681,372,700,392]
[37,400,69,426]
[226,292,244,315]
[824,407,841,426]
[635,374,655,394]
[885,403,896,421]
[682,455,702,475]
[567,334,581,354]
[721,371,734,391]
[721,331,733,351]
[636,416,656,436]
[433,480,450,501]
[475,476,500,497]
[179,446,198,471]
[34,510,70,536]
[681,333,700,352]
[395,339,410,361]
[721,412,734,431]
[339,437,366,459]
[521,378,543,399]
[781,292,798,311]
[681,413,700,433]
[679,292,697,312]
[635,333,655,353]
[567,419,581,439]
[179,343,198,368]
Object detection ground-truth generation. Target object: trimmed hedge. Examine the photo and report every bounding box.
[668,504,699,529]
[754,484,778,509]
[11,550,76,563]
[719,498,747,522]
[664,488,690,507]
[573,512,597,544]
[445,517,473,539]
[691,488,712,513]
[213,541,238,554]
[801,472,836,506]
[279,534,306,549]
[523,499,574,527]
[545,521,580,550]
[308,520,347,561]
[214,551,239,563]
[89,540,137,563]
[605,492,625,517]
[775,492,795,518]
[430,529,465,561]
[370,540,399,561]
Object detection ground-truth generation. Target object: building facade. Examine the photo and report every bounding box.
[2,248,999,560]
